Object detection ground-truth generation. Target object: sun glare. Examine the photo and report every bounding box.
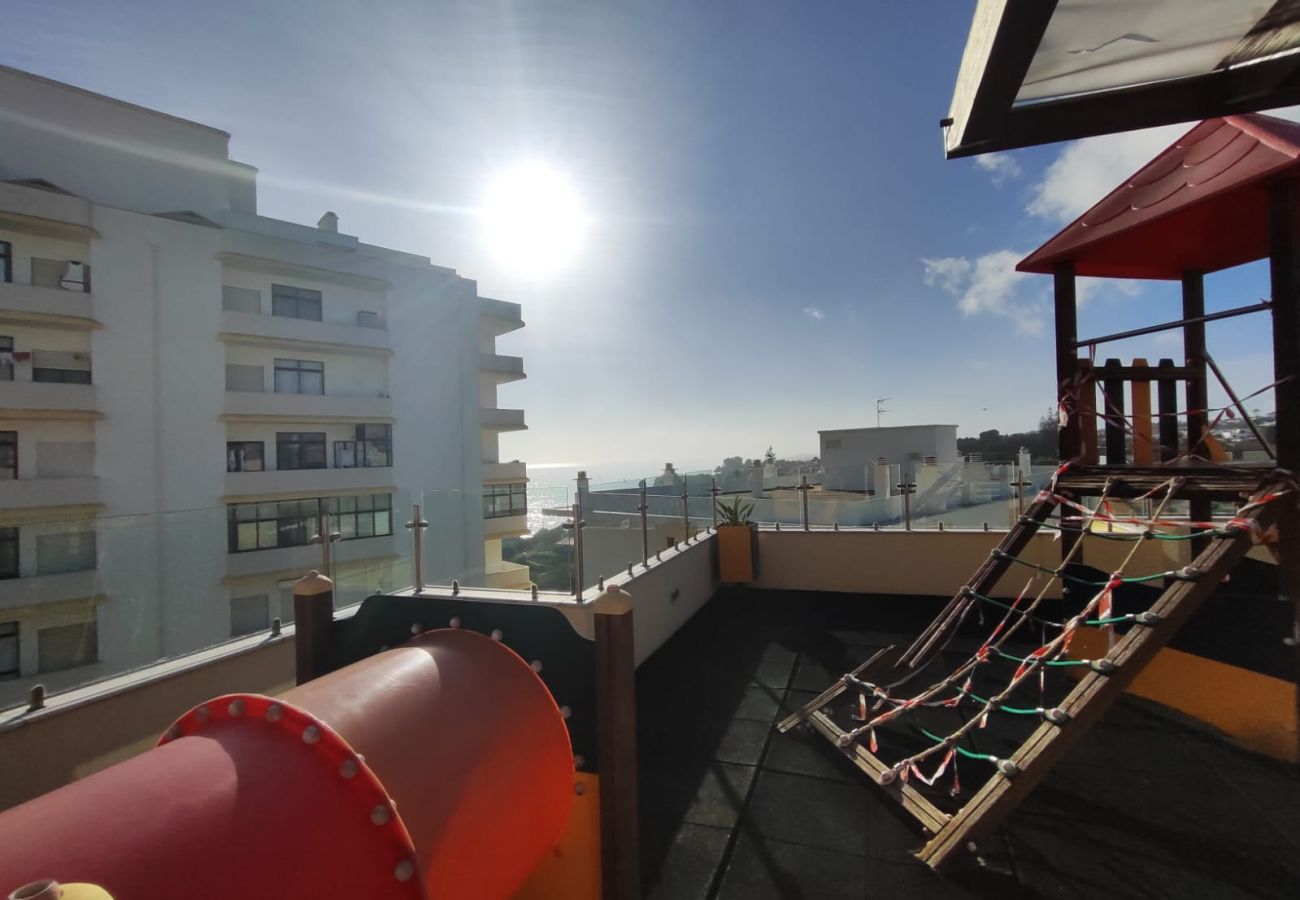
[482,163,585,275]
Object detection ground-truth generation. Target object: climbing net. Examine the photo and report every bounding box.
[828,472,1289,799]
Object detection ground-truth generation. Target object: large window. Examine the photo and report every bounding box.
[35,531,96,576]
[0,527,17,580]
[1,336,14,381]
[32,350,91,384]
[38,620,98,673]
[0,621,17,680]
[273,358,324,394]
[0,241,11,283]
[226,441,264,473]
[276,432,326,470]
[227,493,393,553]
[335,424,392,468]
[1,431,15,480]
[331,493,392,539]
[271,283,322,321]
[484,482,528,519]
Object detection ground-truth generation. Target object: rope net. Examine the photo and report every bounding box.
[821,472,1288,802]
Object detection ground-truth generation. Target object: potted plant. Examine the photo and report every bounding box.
[715,496,758,583]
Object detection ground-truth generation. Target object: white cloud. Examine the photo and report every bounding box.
[802,306,825,321]
[920,256,972,294]
[922,251,1043,335]
[1026,124,1184,224]
[973,151,1022,186]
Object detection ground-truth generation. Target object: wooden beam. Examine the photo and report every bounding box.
[1130,359,1155,465]
[1101,359,1127,465]
[593,589,640,900]
[1054,263,1080,462]
[1077,360,1098,465]
[1267,179,1300,761]
[1156,358,1180,463]
[1056,465,1265,499]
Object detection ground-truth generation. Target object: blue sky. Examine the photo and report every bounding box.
[1,1,1281,471]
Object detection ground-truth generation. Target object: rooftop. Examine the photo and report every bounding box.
[638,587,1300,899]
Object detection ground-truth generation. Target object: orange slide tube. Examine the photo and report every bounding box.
[0,629,574,899]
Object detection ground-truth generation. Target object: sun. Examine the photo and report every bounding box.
[481,163,586,275]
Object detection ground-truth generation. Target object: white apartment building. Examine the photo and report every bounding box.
[0,65,530,706]
[819,424,959,493]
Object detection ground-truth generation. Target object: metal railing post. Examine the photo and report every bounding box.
[710,477,719,529]
[799,474,810,531]
[573,497,585,599]
[898,477,916,531]
[681,480,690,542]
[311,510,341,580]
[405,503,429,593]
[638,479,649,567]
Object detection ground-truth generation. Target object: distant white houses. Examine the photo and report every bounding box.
[819,424,958,494]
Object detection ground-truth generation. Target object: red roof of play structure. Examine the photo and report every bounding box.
[1018,114,1300,280]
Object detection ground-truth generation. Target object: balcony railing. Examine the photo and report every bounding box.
[478,352,525,382]
[0,280,95,323]
[222,390,392,421]
[0,380,96,414]
[480,407,527,431]
[220,309,390,353]
[0,476,99,508]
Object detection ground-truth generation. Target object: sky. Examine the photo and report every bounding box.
[0,1,1283,474]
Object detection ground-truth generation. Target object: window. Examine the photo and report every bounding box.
[36,531,96,575]
[0,241,11,283]
[336,424,391,468]
[271,283,322,321]
[276,432,326,470]
[357,310,382,328]
[483,482,528,519]
[37,620,98,673]
[32,350,91,384]
[230,594,270,636]
[227,493,392,552]
[328,493,393,539]
[824,438,842,450]
[227,441,264,472]
[0,621,17,680]
[1,335,14,382]
[0,528,17,580]
[273,358,324,394]
[1,431,15,480]
[222,285,261,313]
[225,363,264,392]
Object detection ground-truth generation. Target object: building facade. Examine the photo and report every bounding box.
[818,424,959,493]
[0,65,529,705]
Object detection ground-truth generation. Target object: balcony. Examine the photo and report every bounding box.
[483,460,527,483]
[483,559,531,589]
[484,512,528,539]
[0,476,99,509]
[0,281,96,329]
[222,390,392,422]
[0,568,100,614]
[480,407,527,432]
[0,181,96,239]
[0,381,97,417]
[478,352,525,383]
[225,466,395,499]
[219,310,390,356]
[479,296,524,336]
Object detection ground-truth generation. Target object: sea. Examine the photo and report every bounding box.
[526,459,719,534]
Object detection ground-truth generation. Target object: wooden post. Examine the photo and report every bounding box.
[593,586,639,900]
[1101,358,1127,465]
[1267,180,1300,759]
[1077,360,1098,465]
[1054,263,1080,462]
[1130,358,1155,464]
[293,570,334,685]
[1156,358,1179,463]
[1182,271,1213,555]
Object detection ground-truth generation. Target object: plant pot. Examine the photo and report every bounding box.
[717,524,757,583]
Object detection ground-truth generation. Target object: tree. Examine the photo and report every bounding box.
[763,446,776,464]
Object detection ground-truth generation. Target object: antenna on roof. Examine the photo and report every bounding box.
[876,397,892,428]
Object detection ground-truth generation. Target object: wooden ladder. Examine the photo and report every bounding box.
[778,475,1289,870]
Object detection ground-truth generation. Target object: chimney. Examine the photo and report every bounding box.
[317,211,339,233]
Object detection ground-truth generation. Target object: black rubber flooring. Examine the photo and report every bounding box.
[636,588,1300,899]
